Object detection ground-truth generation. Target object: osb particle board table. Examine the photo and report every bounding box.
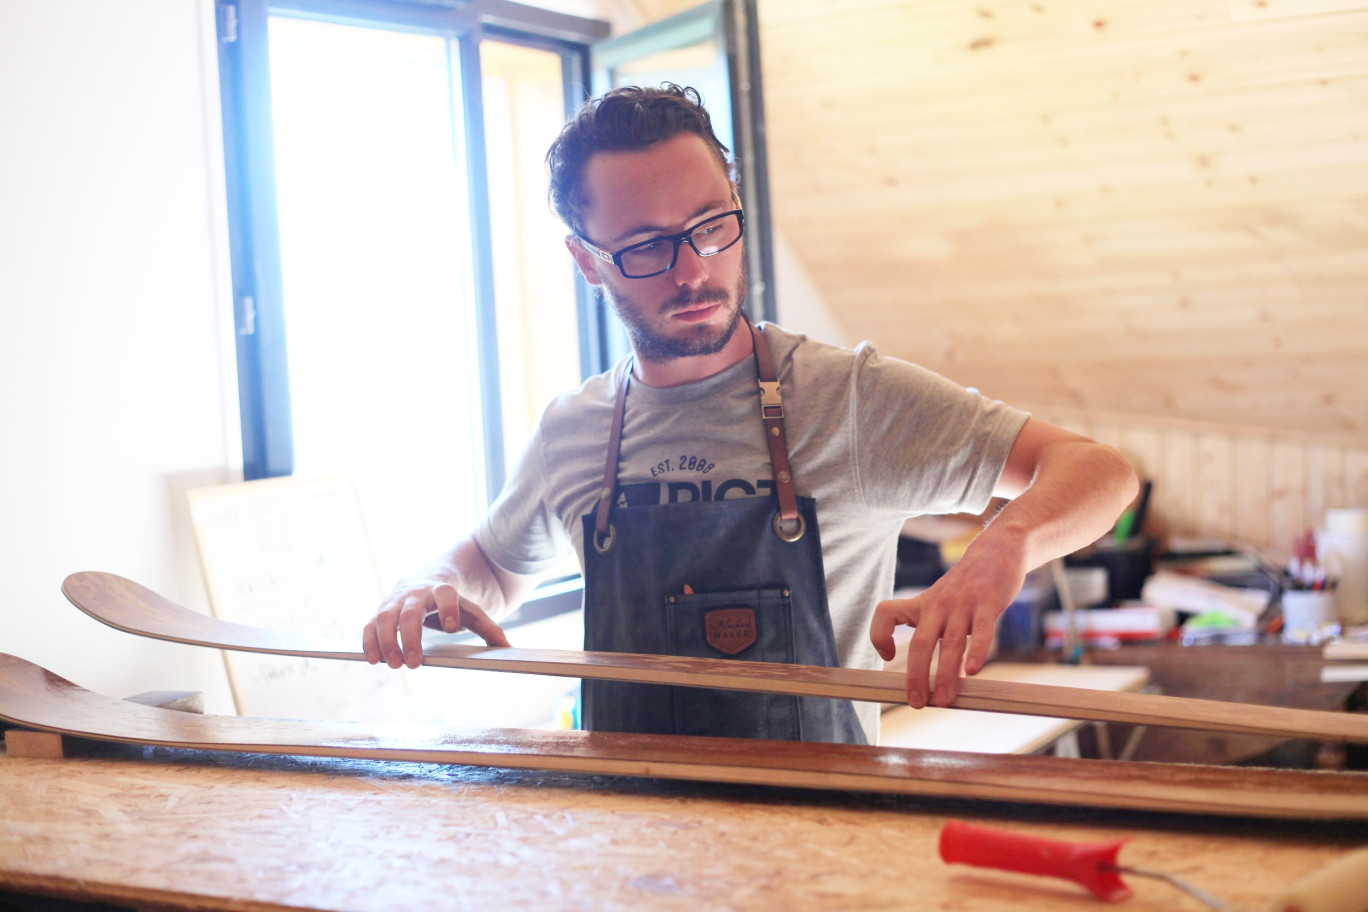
[1,741,1361,912]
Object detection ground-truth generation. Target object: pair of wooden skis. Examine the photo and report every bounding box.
[1,570,1365,819]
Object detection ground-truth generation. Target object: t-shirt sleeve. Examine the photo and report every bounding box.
[848,343,1029,517]
[472,422,574,577]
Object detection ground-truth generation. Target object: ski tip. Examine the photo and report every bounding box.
[62,569,103,604]
[62,570,132,596]
[61,570,141,623]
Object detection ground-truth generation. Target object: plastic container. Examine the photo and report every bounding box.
[1320,507,1368,626]
[1281,589,1339,644]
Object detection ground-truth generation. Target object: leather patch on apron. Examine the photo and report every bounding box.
[704,608,757,655]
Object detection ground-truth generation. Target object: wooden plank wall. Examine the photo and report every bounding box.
[1033,407,1368,559]
[626,0,1368,554]
[751,0,1368,439]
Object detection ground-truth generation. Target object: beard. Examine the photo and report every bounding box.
[603,267,749,363]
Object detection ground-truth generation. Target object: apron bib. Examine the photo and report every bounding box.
[579,321,866,745]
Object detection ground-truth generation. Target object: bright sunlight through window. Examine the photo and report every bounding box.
[267,17,486,582]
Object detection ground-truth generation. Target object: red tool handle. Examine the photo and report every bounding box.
[939,819,1134,903]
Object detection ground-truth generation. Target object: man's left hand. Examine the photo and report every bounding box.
[869,418,1139,710]
[870,541,1026,708]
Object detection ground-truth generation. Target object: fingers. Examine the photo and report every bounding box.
[903,617,939,709]
[431,583,462,633]
[868,598,913,663]
[364,596,407,668]
[965,609,998,676]
[397,592,428,669]
[929,607,1001,706]
[869,595,937,708]
[363,583,513,672]
[361,588,433,670]
[458,599,512,649]
[932,613,971,708]
[432,582,512,648]
[362,618,382,665]
[874,592,973,709]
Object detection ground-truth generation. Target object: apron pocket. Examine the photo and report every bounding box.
[663,587,800,740]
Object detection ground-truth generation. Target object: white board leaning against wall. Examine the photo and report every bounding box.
[186,475,421,722]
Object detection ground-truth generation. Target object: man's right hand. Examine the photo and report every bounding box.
[362,579,512,670]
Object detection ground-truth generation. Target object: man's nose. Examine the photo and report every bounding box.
[671,242,708,287]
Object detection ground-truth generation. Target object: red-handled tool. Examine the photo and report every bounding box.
[941,821,1368,911]
[939,819,1135,902]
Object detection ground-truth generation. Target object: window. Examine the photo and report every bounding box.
[215,0,606,581]
[481,39,587,478]
[217,0,768,580]
[213,0,771,727]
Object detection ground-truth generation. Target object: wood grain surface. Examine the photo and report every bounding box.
[62,570,1368,744]
[3,652,1368,821]
[1,735,1364,912]
[748,0,1368,444]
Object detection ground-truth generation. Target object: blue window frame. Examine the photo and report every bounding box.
[210,0,773,677]
[214,0,607,484]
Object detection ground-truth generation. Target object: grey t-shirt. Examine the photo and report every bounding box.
[474,322,1029,741]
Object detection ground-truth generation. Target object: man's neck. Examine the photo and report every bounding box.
[632,322,755,388]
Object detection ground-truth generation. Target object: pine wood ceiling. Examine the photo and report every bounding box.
[628,0,1368,441]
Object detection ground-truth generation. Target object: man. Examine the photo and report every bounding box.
[362,84,1137,744]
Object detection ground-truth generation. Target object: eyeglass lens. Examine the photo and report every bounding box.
[618,211,742,278]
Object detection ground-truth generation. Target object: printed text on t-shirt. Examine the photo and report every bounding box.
[649,455,717,477]
[615,479,776,508]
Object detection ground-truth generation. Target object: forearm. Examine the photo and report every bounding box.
[972,437,1139,575]
[402,536,537,622]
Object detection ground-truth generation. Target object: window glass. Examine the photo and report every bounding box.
[267,15,486,579]
[481,40,583,472]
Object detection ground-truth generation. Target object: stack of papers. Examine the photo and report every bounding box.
[1140,570,1270,629]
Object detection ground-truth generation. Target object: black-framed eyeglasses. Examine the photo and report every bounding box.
[578,209,744,279]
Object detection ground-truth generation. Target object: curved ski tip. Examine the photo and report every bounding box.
[62,569,101,598]
[63,570,129,588]
[61,570,131,611]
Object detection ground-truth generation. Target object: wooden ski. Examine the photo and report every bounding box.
[62,571,1368,744]
[2,651,1366,820]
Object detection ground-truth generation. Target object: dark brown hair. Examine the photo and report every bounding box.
[546,83,733,237]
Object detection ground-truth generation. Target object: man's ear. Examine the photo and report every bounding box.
[565,235,605,286]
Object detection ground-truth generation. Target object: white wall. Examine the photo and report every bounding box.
[0,0,238,712]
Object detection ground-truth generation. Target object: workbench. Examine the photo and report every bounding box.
[1,739,1361,912]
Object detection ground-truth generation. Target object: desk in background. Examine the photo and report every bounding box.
[1076,643,1366,766]
[880,662,1150,756]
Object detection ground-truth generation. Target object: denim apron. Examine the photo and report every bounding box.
[579,321,867,745]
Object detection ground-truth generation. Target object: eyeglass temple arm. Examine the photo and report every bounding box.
[577,236,616,266]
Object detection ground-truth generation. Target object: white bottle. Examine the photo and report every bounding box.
[1320,507,1368,626]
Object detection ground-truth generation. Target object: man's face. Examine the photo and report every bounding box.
[568,132,747,363]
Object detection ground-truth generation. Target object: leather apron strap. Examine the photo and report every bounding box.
[592,362,631,553]
[749,320,803,541]
[592,318,804,553]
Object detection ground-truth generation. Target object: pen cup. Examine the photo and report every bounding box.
[1281,589,1338,644]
